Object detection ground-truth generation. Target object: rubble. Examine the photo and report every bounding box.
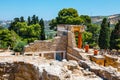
[0,56,102,80]
[79,60,120,80]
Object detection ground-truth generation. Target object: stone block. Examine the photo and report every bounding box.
[44,53,54,59]
[90,55,105,66]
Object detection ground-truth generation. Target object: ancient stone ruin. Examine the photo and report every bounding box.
[0,25,120,80]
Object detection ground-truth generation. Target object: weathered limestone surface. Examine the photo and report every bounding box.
[90,55,105,66]
[0,56,102,80]
[79,60,120,80]
[104,54,120,71]
[0,62,40,80]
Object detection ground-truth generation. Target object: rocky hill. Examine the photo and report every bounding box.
[91,14,120,25]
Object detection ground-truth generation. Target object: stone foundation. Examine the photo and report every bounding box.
[79,60,120,80]
[104,54,120,71]
[0,62,40,80]
[0,56,102,80]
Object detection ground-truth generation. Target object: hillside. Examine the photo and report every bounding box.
[91,14,120,25]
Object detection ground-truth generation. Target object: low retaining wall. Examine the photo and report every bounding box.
[104,55,120,71]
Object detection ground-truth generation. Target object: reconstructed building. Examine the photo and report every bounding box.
[24,25,85,61]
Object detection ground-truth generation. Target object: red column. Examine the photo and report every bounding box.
[78,33,82,48]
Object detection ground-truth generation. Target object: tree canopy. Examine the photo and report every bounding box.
[49,8,84,30]
[49,8,100,48]
[8,15,46,43]
[0,15,46,52]
[0,29,21,49]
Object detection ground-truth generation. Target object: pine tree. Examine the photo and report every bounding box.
[39,18,45,40]
[110,20,120,50]
[98,18,110,49]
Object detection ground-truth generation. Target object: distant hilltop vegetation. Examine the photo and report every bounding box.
[0,14,120,28]
[91,14,120,25]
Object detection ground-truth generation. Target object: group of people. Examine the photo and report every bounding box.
[99,49,120,56]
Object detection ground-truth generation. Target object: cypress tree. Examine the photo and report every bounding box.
[110,20,120,50]
[20,16,25,22]
[14,17,20,23]
[36,16,39,23]
[8,17,20,30]
[32,15,36,24]
[39,18,45,40]
[98,18,110,49]
[27,16,31,25]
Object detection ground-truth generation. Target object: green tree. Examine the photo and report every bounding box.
[82,31,92,47]
[110,20,120,50]
[31,15,37,24]
[87,24,100,47]
[8,17,20,30]
[56,8,83,24]
[20,16,25,22]
[49,8,84,30]
[14,18,20,23]
[0,29,21,49]
[15,22,41,43]
[36,16,39,23]
[0,25,5,30]
[98,18,110,49]
[39,18,45,40]
[13,41,27,52]
[49,19,57,30]
[15,22,28,37]
[27,16,31,26]
[80,15,91,25]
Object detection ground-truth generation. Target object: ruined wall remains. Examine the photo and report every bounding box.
[0,56,103,80]
[67,28,84,60]
[79,60,120,80]
[104,55,120,71]
[23,25,85,61]
[24,36,67,52]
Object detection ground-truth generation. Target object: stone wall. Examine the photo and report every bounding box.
[24,25,84,61]
[67,30,84,60]
[104,55,120,71]
[24,36,67,52]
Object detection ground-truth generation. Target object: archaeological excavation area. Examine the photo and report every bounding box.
[0,25,120,80]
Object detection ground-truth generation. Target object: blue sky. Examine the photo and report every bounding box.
[0,0,120,20]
